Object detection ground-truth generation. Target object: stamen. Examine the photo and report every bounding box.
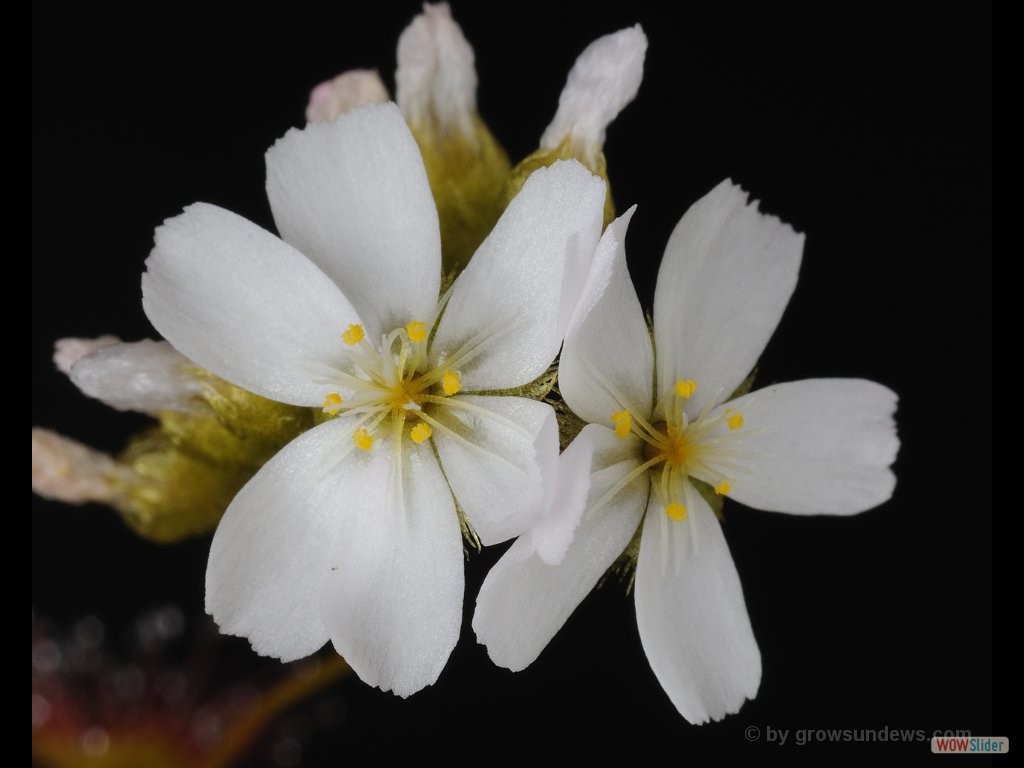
[582,357,663,444]
[714,480,731,495]
[379,330,402,384]
[406,320,427,343]
[417,410,521,470]
[353,428,375,451]
[416,318,514,389]
[588,455,664,517]
[420,395,532,438]
[665,502,688,521]
[674,379,698,399]
[341,324,365,346]
[659,462,672,505]
[410,422,432,444]
[323,320,528,458]
[611,410,632,439]
[726,410,744,430]
[442,371,462,396]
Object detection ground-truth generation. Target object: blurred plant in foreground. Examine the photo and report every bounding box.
[32,608,349,768]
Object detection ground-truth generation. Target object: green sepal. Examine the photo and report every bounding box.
[112,372,314,542]
[497,137,616,229]
[411,113,511,278]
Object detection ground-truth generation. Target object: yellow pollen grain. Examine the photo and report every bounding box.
[321,392,343,412]
[611,410,632,439]
[442,371,462,396]
[674,379,698,399]
[410,422,432,444]
[406,321,427,343]
[341,324,365,346]
[726,411,744,430]
[353,428,375,451]
[715,481,732,496]
[665,502,688,521]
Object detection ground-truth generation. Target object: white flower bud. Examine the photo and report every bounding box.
[305,69,389,124]
[541,25,648,161]
[396,3,477,137]
[66,339,206,415]
[31,428,136,505]
[53,335,120,375]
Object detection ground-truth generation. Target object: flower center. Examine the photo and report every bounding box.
[608,378,748,522]
[640,420,690,467]
[319,321,462,450]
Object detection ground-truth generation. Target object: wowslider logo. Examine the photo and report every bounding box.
[932,736,1008,754]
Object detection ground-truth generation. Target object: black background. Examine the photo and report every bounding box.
[33,2,992,765]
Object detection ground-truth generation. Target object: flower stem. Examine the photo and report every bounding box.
[199,655,350,768]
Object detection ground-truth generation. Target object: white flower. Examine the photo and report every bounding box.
[474,180,899,722]
[141,102,605,696]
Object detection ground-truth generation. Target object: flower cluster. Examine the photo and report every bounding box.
[33,3,898,724]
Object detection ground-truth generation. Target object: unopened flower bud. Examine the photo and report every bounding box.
[305,69,389,123]
[500,25,647,228]
[396,3,511,277]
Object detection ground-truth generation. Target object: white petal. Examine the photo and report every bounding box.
[53,336,120,375]
[473,425,645,670]
[320,431,462,697]
[431,395,552,545]
[143,203,361,406]
[396,2,476,135]
[560,207,654,425]
[635,492,761,724]
[305,69,389,123]
[528,421,596,565]
[431,160,605,390]
[653,180,804,416]
[540,25,647,157]
[721,378,899,515]
[527,406,561,550]
[69,339,205,414]
[206,417,366,661]
[266,102,441,339]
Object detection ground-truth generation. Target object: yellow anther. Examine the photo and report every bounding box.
[341,324,365,346]
[410,422,432,444]
[674,379,698,399]
[406,320,427,343]
[353,428,375,451]
[321,392,343,412]
[665,502,688,521]
[726,411,744,430]
[442,371,462,396]
[715,481,732,496]
[611,410,632,439]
